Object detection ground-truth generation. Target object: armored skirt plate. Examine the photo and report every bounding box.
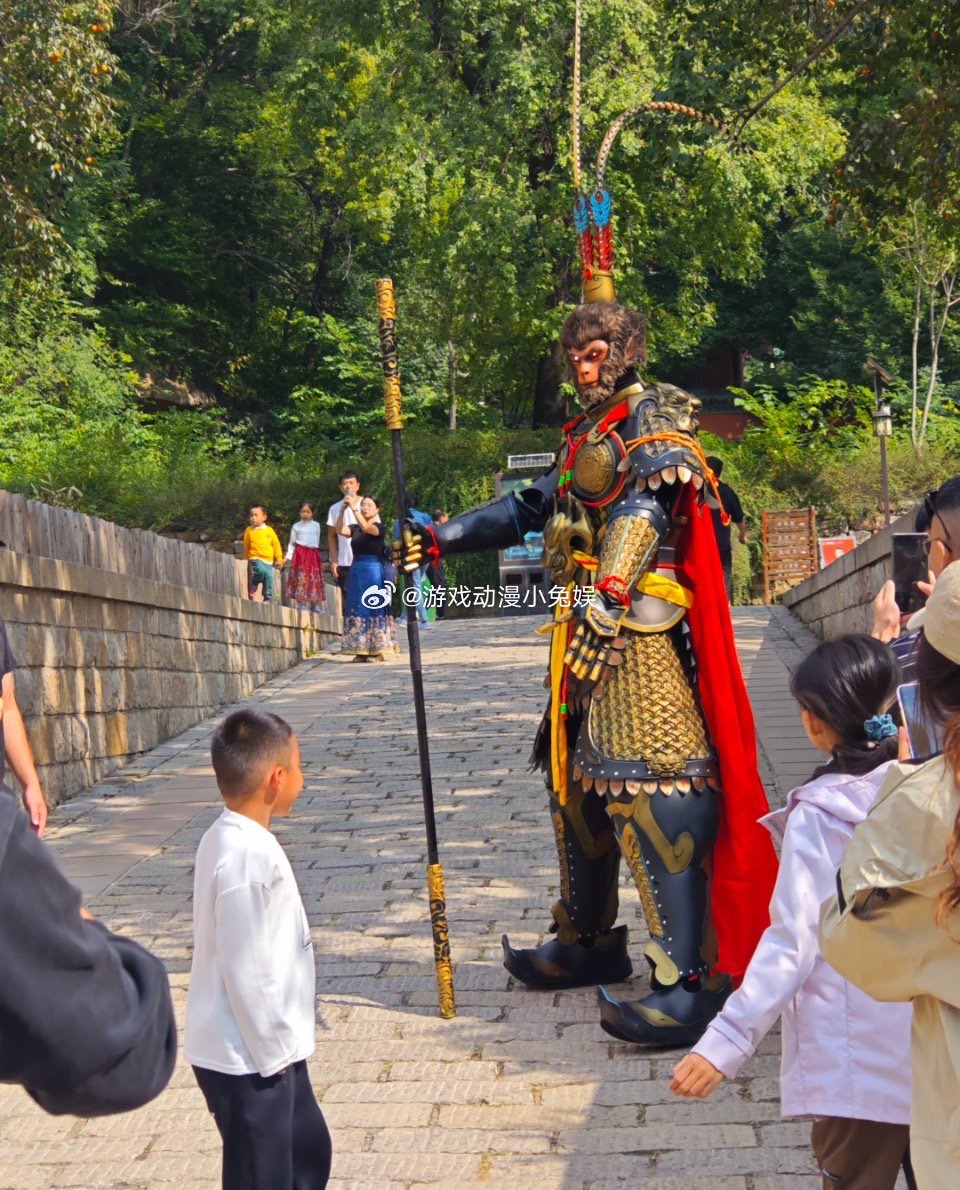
[569,432,628,507]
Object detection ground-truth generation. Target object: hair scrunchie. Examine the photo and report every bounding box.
[864,713,897,741]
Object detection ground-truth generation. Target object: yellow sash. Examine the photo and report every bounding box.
[635,572,693,608]
[548,584,574,806]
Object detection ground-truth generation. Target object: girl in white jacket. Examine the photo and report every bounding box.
[670,633,915,1190]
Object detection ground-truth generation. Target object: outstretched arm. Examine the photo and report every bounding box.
[2,672,47,835]
[397,466,558,572]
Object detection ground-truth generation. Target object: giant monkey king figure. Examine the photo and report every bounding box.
[397,77,778,1048]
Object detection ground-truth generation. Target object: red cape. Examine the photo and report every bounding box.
[676,485,779,979]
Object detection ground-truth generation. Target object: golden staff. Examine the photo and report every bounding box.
[375,278,456,1019]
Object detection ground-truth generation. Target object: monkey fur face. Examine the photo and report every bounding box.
[560,301,647,407]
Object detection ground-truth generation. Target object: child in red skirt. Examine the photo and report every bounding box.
[284,502,326,616]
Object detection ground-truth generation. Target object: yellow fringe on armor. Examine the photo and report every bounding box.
[549,584,575,806]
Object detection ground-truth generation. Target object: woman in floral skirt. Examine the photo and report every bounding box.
[336,495,398,662]
[284,501,326,614]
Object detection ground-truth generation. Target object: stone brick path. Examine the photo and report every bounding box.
[0,607,841,1189]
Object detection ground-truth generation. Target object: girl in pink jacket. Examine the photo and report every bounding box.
[670,634,915,1190]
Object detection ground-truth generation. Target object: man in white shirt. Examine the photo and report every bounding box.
[185,709,331,1190]
[326,471,360,614]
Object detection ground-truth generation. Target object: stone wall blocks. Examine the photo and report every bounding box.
[88,668,124,713]
[1,557,334,804]
[196,616,228,644]
[103,712,129,758]
[11,666,39,716]
[40,667,85,716]
[0,592,30,622]
[161,671,201,710]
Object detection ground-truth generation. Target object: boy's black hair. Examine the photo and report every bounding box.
[339,470,359,484]
[249,503,268,517]
[433,509,447,521]
[705,455,723,478]
[790,633,898,743]
[211,709,293,798]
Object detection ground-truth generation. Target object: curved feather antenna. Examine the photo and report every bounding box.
[572,0,583,193]
[595,101,749,191]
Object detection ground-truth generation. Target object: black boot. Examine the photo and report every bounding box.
[502,925,632,990]
[596,974,731,1047]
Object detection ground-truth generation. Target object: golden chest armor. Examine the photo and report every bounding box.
[560,428,628,508]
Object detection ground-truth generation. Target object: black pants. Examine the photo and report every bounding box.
[194,1061,331,1190]
[719,555,733,603]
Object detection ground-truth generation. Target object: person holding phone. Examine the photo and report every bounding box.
[672,634,913,1189]
[870,473,960,694]
[872,478,960,682]
[821,561,960,1189]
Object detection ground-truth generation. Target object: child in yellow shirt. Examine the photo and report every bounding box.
[243,505,283,601]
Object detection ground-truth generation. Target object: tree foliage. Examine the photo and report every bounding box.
[0,0,117,280]
[1,0,959,544]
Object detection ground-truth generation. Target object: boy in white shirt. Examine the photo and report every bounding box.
[185,709,331,1190]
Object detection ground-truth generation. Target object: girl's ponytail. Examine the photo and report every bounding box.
[790,634,900,777]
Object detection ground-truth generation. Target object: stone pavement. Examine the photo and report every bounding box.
[0,606,847,1190]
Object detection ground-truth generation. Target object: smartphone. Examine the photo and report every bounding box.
[896,682,943,759]
[891,533,928,617]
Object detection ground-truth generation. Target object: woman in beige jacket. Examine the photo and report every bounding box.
[820,561,960,1190]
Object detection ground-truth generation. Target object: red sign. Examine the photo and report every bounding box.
[818,536,857,568]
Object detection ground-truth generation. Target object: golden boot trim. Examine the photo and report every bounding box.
[632,794,695,874]
[552,812,572,906]
[644,939,681,988]
[618,822,663,937]
[556,783,617,858]
[551,899,579,946]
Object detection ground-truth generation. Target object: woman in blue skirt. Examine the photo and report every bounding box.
[336,495,399,661]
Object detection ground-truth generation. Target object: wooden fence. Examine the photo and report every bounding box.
[0,491,248,599]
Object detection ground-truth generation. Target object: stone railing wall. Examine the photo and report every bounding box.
[781,511,914,639]
[0,550,339,805]
[0,489,252,597]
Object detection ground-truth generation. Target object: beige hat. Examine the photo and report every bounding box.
[907,559,960,664]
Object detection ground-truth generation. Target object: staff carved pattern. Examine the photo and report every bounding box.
[376,278,403,430]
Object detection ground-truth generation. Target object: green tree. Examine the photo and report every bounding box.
[0,0,117,281]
